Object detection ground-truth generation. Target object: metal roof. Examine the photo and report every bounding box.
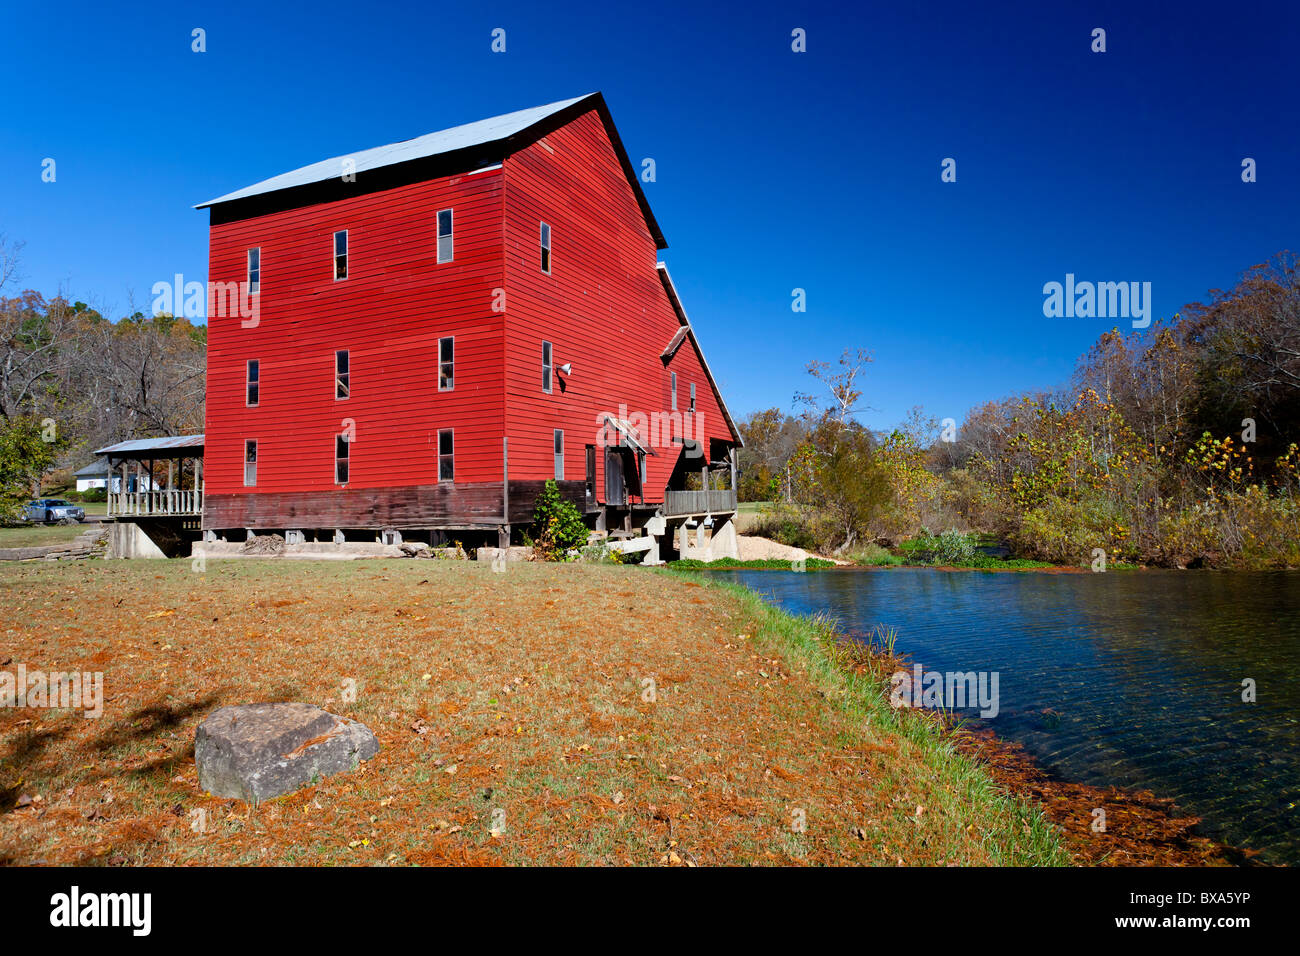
[73,459,109,476]
[195,94,596,209]
[95,435,205,457]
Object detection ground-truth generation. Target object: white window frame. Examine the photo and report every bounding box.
[333,230,348,281]
[246,359,259,407]
[689,382,696,414]
[670,371,677,411]
[439,336,454,391]
[243,439,257,487]
[438,428,454,482]
[437,209,454,264]
[335,433,350,484]
[540,222,551,274]
[247,248,261,294]
[554,429,564,481]
[542,340,553,394]
[335,350,350,400]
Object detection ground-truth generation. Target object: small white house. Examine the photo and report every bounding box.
[74,459,156,493]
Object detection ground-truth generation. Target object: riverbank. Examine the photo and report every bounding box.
[2,558,1067,866]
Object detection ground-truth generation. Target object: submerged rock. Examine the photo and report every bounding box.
[195,702,379,803]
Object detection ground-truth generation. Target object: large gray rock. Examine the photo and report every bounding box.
[195,703,379,803]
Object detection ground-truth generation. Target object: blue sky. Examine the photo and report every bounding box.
[3,0,1296,430]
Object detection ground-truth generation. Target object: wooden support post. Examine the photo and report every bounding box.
[501,436,509,523]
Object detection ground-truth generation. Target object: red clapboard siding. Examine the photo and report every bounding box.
[202,99,738,530]
[205,170,508,504]
[501,110,735,502]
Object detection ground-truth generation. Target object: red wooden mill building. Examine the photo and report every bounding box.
[100,93,742,560]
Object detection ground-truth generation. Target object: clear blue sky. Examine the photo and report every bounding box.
[3,0,1296,430]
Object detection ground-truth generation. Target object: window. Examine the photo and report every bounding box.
[542,340,553,393]
[246,360,259,406]
[247,248,260,294]
[244,440,257,487]
[336,350,350,399]
[439,337,454,391]
[437,209,453,263]
[554,429,564,480]
[689,382,697,414]
[438,429,454,482]
[670,371,677,411]
[585,445,596,505]
[335,433,350,483]
[540,222,551,274]
[333,230,348,280]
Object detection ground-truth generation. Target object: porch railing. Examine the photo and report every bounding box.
[663,488,737,516]
[108,489,203,517]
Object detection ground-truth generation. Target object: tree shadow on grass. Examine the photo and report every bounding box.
[91,691,227,754]
[1,722,75,812]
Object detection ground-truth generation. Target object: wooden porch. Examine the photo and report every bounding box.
[663,488,737,516]
[96,435,206,520]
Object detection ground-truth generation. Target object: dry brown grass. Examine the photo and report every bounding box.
[0,558,1064,866]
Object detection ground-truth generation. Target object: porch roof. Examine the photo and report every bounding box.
[95,434,205,459]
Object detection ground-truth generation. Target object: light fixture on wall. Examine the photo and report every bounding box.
[558,362,572,376]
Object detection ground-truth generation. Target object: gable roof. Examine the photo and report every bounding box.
[195,92,667,249]
[655,264,743,447]
[74,459,109,477]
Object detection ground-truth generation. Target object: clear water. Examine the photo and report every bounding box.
[711,568,1300,864]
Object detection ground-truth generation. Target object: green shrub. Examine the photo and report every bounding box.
[531,480,588,560]
[844,542,904,566]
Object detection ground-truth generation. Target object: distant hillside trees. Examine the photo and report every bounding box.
[740,252,1300,568]
[0,235,207,499]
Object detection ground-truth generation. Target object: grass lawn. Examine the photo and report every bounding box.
[0,558,1073,866]
[0,521,95,550]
